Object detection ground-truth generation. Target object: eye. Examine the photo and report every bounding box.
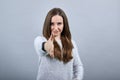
[57,22,62,25]
[50,22,54,26]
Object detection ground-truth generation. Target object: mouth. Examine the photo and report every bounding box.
[53,31,58,34]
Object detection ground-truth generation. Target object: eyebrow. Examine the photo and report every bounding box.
[57,22,62,24]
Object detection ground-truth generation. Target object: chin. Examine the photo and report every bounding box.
[53,35,58,37]
[53,34,60,37]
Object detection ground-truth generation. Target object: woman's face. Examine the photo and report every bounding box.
[51,15,64,37]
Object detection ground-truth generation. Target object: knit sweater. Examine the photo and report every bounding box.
[34,36,84,80]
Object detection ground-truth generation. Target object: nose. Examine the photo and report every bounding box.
[53,24,58,30]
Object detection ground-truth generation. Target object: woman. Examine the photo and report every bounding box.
[34,8,84,80]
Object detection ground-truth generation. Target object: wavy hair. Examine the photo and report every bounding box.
[43,8,73,63]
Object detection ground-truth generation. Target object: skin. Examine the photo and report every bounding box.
[45,15,64,58]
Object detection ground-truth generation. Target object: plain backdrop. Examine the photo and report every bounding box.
[0,0,120,80]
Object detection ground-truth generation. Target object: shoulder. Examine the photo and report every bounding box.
[71,39,75,44]
[71,39,77,48]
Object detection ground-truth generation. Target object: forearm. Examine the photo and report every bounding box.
[73,64,84,80]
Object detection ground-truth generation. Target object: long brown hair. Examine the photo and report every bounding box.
[43,8,73,63]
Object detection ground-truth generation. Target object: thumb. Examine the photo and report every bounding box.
[49,34,54,41]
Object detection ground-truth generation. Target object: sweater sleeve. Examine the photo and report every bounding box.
[72,40,84,80]
[34,36,48,56]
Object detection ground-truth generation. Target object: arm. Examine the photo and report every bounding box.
[72,40,84,80]
[34,36,54,57]
[34,36,47,56]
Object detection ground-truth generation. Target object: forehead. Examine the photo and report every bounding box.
[51,15,63,22]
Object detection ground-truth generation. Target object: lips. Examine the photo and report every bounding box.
[53,31,58,34]
[51,28,62,35]
[53,28,61,33]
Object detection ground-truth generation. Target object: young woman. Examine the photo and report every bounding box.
[34,8,84,80]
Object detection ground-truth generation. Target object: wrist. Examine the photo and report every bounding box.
[42,42,46,52]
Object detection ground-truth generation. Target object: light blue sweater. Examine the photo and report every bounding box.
[34,36,84,80]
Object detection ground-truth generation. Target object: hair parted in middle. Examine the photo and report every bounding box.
[43,8,74,63]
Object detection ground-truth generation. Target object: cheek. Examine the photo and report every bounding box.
[58,28,61,32]
[58,26,63,33]
[51,26,54,31]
